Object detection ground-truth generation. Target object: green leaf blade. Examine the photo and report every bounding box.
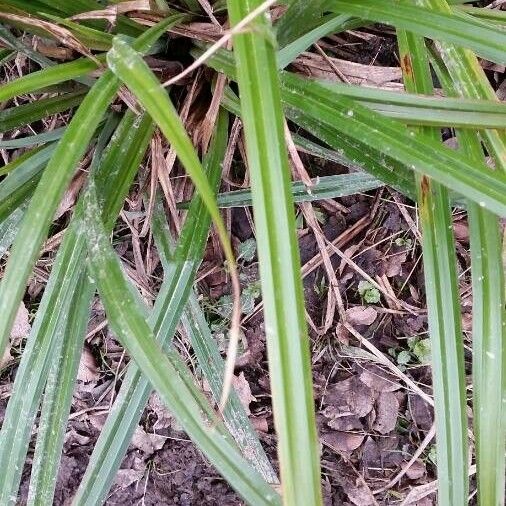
[0,110,153,505]
[82,182,279,506]
[325,0,506,64]
[105,36,234,268]
[0,15,183,385]
[397,29,468,505]
[226,1,322,504]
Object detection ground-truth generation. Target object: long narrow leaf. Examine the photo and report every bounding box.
[198,47,506,207]
[0,19,183,503]
[153,190,278,483]
[82,181,279,506]
[0,55,104,102]
[0,144,56,221]
[43,14,113,51]
[0,23,62,70]
[277,14,362,69]
[181,292,279,483]
[106,37,237,288]
[218,83,379,184]
[1,0,101,16]
[424,14,506,501]
[458,6,506,24]
[0,91,85,133]
[75,110,277,505]
[0,203,25,260]
[325,0,506,64]
[275,0,326,47]
[25,113,121,506]
[27,273,93,506]
[0,111,154,504]
[315,81,506,129]
[0,127,66,148]
[0,80,117,362]
[0,16,184,370]
[216,49,506,129]
[279,74,506,215]
[397,29,468,504]
[206,173,382,208]
[226,1,322,504]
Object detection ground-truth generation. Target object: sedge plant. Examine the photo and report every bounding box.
[0,0,504,505]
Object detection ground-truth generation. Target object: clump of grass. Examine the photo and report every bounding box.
[0,1,504,505]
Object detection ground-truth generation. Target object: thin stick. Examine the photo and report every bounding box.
[344,323,434,406]
[163,0,277,87]
[373,423,436,494]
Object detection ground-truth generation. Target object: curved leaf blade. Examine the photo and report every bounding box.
[82,182,279,506]
[325,0,506,64]
[0,15,184,375]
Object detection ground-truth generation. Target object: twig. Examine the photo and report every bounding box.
[163,0,277,87]
[344,323,434,406]
[373,423,436,494]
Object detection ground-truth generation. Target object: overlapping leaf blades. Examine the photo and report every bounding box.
[0,16,185,365]
[226,1,322,505]
[0,1,504,505]
[396,29,468,505]
[74,110,277,505]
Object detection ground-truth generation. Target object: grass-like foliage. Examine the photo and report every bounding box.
[0,0,504,505]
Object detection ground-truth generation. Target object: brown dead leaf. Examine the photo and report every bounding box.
[55,170,87,220]
[251,416,269,433]
[232,372,256,416]
[498,79,506,101]
[77,346,98,383]
[324,411,362,431]
[404,459,427,481]
[293,52,402,87]
[148,392,173,430]
[362,436,381,469]
[409,395,433,431]
[453,221,469,243]
[339,244,360,275]
[325,376,376,418]
[114,456,146,489]
[64,429,91,446]
[323,431,365,453]
[461,312,472,332]
[0,13,94,59]
[335,322,350,344]
[481,60,505,73]
[401,480,437,505]
[405,316,426,334]
[11,302,31,347]
[13,305,30,333]
[385,251,407,278]
[70,0,151,23]
[131,427,166,457]
[359,365,401,393]
[336,461,378,506]
[87,412,107,432]
[33,41,72,60]
[409,283,420,302]
[372,391,399,434]
[0,346,12,370]
[346,306,377,326]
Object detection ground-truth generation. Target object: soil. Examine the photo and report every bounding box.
[2,188,447,505]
